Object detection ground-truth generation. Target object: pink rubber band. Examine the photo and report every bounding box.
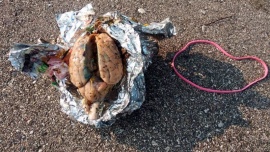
[171,40,268,94]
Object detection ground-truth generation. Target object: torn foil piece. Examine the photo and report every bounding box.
[9,3,176,128]
[56,3,95,48]
[8,43,62,79]
[136,18,177,37]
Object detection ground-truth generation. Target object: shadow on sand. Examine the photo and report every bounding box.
[95,50,270,151]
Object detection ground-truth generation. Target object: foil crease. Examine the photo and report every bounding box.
[8,3,176,128]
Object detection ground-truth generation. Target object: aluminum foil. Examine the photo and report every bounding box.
[8,42,63,79]
[8,3,176,128]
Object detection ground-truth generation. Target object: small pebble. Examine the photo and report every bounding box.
[202,25,206,32]
[204,108,209,113]
[218,121,224,128]
[152,141,158,146]
[200,9,206,15]
[165,146,170,152]
[27,119,32,124]
[138,8,146,14]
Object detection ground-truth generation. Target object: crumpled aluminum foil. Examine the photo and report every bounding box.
[9,43,63,79]
[8,3,176,128]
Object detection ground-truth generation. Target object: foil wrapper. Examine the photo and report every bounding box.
[8,3,176,128]
[9,43,64,79]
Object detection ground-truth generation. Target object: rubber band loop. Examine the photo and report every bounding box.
[171,40,268,94]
